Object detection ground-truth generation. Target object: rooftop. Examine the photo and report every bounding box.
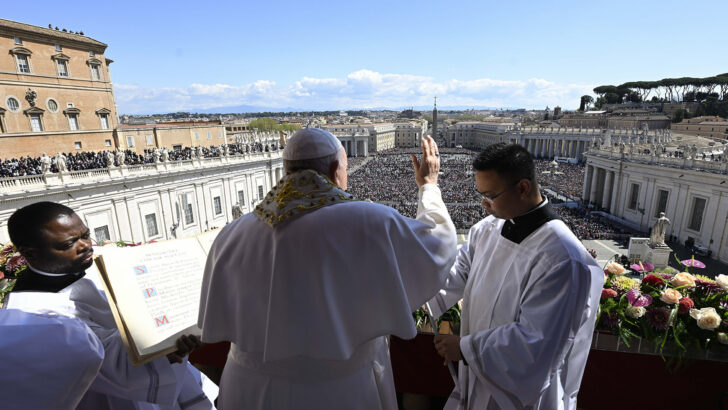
[0,18,107,49]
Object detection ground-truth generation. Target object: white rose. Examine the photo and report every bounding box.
[689,307,722,330]
[606,262,626,275]
[626,305,646,319]
[716,274,728,291]
[671,272,696,288]
[718,333,728,345]
[660,288,681,304]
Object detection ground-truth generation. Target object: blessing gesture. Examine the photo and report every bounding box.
[410,136,440,187]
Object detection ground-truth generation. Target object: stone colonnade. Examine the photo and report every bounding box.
[520,137,588,162]
[337,137,369,157]
[582,164,619,213]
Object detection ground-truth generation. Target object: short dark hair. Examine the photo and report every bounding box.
[8,202,75,248]
[473,143,536,183]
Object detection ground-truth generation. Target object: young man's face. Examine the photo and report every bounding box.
[31,213,94,273]
[475,170,523,220]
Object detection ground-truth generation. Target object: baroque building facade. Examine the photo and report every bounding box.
[0,18,117,157]
[583,141,728,262]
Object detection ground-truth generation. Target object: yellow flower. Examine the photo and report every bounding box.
[612,276,639,292]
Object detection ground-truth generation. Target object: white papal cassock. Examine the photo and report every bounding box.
[430,202,604,410]
[0,308,104,410]
[199,182,457,409]
[7,269,216,410]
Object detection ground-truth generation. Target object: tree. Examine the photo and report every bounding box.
[579,95,594,111]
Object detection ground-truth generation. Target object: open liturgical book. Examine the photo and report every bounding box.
[95,229,220,365]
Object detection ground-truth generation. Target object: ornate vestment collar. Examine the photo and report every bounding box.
[254,169,357,228]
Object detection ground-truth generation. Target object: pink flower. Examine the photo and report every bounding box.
[601,288,618,300]
[660,288,682,304]
[0,244,13,257]
[627,289,653,307]
[5,253,27,274]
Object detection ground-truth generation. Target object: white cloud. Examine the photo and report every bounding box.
[114,70,595,114]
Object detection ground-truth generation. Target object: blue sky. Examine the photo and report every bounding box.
[5,1,728,113]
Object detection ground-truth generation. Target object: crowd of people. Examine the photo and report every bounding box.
[347,149,635,238]
[0,143,278,177]
[533,159,586,200]
[551,206,630,240]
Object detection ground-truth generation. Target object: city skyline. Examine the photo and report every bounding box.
[3,0,727,114]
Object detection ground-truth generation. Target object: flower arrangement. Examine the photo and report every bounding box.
[0,243,29,305]
[597,257,728,363]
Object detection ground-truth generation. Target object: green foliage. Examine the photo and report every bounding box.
[413,303,462,334]
[248,118,301,132]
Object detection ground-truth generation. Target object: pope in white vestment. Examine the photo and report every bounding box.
[431,143,604,410]
[198,131,456,409]
[0,308,104,410]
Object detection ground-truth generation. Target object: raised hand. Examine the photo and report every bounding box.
[410,136,440,187]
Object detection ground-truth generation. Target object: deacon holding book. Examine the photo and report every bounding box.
[198,129,457,409]
[5,202,216,410]
[430,143,604,410]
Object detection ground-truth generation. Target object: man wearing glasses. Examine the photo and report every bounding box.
[430,143,603,410]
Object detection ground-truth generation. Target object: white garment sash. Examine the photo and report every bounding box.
[227,337,380,382]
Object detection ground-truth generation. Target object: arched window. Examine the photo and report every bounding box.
[9,47,32,74]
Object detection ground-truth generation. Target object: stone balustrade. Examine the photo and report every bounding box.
[0,151,281,196]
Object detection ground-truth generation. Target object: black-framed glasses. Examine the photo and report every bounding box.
[476,180,520,202]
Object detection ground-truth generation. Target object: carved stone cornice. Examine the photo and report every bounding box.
[51,52,70,61]
[22,106,44,115]
[63,107,81,115]
[9,46,31,56]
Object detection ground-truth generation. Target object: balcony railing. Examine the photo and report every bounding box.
[0,151,281,195]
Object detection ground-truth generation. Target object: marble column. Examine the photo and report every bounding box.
[583,165,593,202]
[609,171,619,215]
[590,166,600,206]
[602,170,613,211]
[548,139,554,158]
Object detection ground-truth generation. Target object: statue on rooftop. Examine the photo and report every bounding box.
[116,148,125,166]
[55,152,67,172]
[40,153,51,174]
[105,150,115,167]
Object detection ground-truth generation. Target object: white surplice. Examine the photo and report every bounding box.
[7,271,216,410]
[430,214,604,410]
[0,308,104,410]
[198,184,457,409]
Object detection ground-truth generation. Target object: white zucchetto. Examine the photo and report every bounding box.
[282,128,343,160]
